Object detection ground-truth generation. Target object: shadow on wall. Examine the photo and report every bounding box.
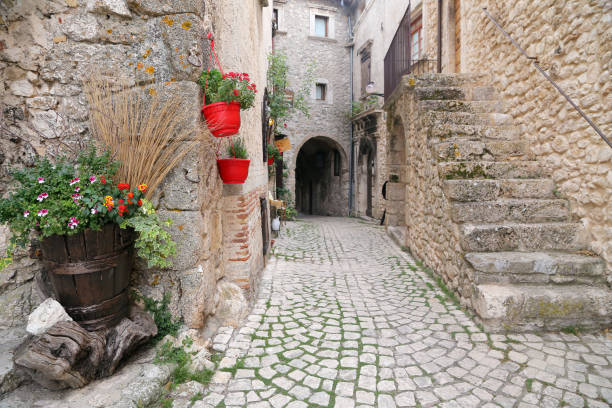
[295,136,348,216]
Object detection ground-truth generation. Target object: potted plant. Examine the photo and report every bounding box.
[0,149,176,331]
[267,143,281,166]
[198,69,257,137]
[217,138,250,184]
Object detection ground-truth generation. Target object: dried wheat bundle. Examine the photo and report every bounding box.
[82,72,208,198]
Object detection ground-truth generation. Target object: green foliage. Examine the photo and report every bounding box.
[276,187,290,200]
[267,52,316,133]
[350,96,380,117]
[136,292,182,341]
[284,205,298,221]
[121,200,177,269]
[560,326,581,336]
[226,137,248,159]
[267,144,282,162]
[198,69,256,110]
[160,399,173,408]
[190,392,203,403]
[0,148,179,270]
[154,338,215,390]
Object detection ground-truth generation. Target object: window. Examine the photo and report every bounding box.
[334,150,340,176]
[315,83,327,101]
[411,17,423,61]
[314,15,329,37]
[360,43,372,96]
[273,9,279,32]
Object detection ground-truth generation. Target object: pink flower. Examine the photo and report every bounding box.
[89,176,97,183]
[37,209,48,217]
[37,192,49,202]
[91,208,98,215]
[67,216,79,229]
[72,193,82,203]
[74,186,80,192]
[23,210,30,218]
[69,177,80,186]
[37,177,44,184]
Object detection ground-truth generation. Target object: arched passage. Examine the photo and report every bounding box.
[295,136,348,216]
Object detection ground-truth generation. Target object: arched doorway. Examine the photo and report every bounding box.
[356,137,376,217]
[295,137,348,216]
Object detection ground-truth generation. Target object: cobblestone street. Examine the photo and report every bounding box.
[206,217,612,408]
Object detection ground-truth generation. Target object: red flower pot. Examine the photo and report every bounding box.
[202,101,241,137]
[217,158,250,184]
[267,157,274,165]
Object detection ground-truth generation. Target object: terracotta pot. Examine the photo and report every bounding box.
[217,158,250,184]
[201,101,241,137]
[40,224,134,331]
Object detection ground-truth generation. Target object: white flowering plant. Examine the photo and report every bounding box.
[0,149,175,269]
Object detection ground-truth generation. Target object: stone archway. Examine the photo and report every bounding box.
[294,136,349,216]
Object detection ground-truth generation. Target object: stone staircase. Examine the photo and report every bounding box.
[413,73,612,331]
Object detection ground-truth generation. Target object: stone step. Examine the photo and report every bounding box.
[423,111,513,127]
[411,73,491,88]
[466,251,606,285]
[427,123,520,141]
[443,179,557,202]
[460,222,586,252]
[473,284,612,332]
[414,85,499,102]
[419,99,505,113]
[451,199,570,223]
[439,161,545,180]
[432,140,533,162]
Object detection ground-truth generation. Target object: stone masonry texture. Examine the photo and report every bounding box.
[462,0,612,278]
[0,0,271,334]
[197,217,612,408]
[273,0,352,215]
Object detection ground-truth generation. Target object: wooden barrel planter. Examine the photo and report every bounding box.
[39,224,134,331]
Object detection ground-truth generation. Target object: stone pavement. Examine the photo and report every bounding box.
[200,216,612,407]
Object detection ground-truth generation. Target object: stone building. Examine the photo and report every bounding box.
[0,0,273,345]
[378,0,612,330]
[272,0,352,216]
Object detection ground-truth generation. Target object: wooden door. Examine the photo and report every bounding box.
[454,0,461,72]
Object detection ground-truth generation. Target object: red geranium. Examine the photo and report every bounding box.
[117,183,130,190]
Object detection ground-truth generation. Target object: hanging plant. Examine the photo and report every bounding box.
[217,137,250,184]
[198,34,258,137]
[267,143,281,165]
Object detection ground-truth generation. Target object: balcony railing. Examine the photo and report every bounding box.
[384,3,438,99]
[384,4,412,99]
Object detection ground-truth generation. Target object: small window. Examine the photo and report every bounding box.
[314,15,329,37]
[315,83,327,101]
[273,9,279,31]
[360,44,372,96]
[334,150,340,176]
[411,17,423,61]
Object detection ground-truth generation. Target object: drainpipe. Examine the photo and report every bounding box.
[348,14,354,216]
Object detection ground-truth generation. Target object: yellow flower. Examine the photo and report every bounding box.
[137,184,148,192]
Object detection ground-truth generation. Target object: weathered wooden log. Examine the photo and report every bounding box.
[13,306,157,390]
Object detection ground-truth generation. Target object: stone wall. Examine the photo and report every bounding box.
[352,110,388,219]
[387,80,470,305]
[462,0,612,275]
[208,0,273,305]
[273,0,352,214]
[0,0,271,331]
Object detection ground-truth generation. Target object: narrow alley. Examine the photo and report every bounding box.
[205,217,612,408]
